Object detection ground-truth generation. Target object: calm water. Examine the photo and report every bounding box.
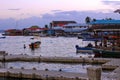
[0,35,110,79]
[0,36,94,57]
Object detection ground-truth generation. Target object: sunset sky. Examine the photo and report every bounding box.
[0,0,120,29]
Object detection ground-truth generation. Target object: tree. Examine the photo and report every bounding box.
[45,25,48,28]
[85,16,91,24]
[92,18,96,22]
[50,23,52,29]
[44,25,48,34]
[30,25,40,28]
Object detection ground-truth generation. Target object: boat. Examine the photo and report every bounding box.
[0,34,6,39]
[82,37,102,41]
[0,36,6,39]
[78,32,102,41]
[75,45,93,53]
[93,48,120,58]
[29,41,41,49]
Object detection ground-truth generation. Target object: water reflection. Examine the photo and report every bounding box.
[6,62,98,73]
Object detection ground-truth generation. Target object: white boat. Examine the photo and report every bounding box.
[0,33,6,39]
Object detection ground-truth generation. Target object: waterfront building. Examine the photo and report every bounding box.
[4,29,23,36]
[52,27,64,36]
[50,21,76,28]
[23,27,48,36]
[63,23,88,36]
[49,21,76,36]
[89,20,120,47]
[90,20,120,31]
[50,21,88,36]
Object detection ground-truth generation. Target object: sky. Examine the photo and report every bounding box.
[0,0,120,30]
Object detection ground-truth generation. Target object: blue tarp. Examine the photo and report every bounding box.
[90,20,120,25]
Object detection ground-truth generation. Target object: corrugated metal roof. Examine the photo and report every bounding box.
[90,20,120,25]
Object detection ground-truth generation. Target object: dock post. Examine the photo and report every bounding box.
[32,73,36,79]
[6,71,10,77]
[87,66,102,80]
[19,72,22,78]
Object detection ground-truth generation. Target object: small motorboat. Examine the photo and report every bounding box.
[29,41,41,49]
[0,34,6,39]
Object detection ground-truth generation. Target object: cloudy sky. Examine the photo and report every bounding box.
[0,0,120,29]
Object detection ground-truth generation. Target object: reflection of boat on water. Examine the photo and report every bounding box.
[29,41,41,49]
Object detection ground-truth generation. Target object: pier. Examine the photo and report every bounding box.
[0,51,120,80]
[0,68,88,80]
[0,54,109,64]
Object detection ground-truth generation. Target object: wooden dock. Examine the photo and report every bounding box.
[0,68,87,80]
[0,51,120,80]
[0,54,110,64]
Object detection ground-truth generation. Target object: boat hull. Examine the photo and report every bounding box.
[93,48,120,58]
[75,45,93,53]
[29,41,41,49]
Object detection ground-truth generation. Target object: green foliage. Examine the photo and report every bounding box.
[30,25,40,28]
[45,25,48,28]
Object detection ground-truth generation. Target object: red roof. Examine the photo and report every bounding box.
[27,28,48,31]
[5,29,21,32]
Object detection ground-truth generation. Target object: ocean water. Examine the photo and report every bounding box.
[0,35,110,79]
[0,36,94,57]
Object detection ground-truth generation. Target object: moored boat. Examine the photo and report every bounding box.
[29,41,41,49]
[0,34,6,39]
[93,48,120,58]
[75,45,93,53]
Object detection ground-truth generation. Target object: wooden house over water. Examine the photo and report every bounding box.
[90,20,120,32]
[4,29,23,36]
[88,20,120,58]
[89,20,120,47]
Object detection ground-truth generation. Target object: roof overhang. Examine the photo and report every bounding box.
[94,29,120,32]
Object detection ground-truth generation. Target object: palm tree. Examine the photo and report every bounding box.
[30,25,40,28]
[85,16,91,24]
[114,9,120,14]
[92,18,96,22]
[45,25,48,29]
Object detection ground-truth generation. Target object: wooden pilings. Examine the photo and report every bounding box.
[87,67,102,80]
